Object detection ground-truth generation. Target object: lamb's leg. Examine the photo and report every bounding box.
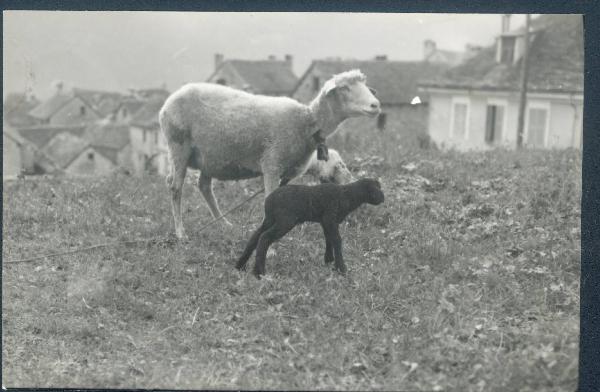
[323,221,346,273]
[253,218,296,278]
[236,219,268,271]
[167,144,191,240]
[320,222,334,264]
[198,173,232,226]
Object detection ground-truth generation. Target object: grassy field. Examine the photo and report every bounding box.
[2,145,580,390]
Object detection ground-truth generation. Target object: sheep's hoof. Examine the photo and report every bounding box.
[175,231,189,242]
[222,218,234,227]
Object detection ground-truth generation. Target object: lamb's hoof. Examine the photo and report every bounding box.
[324,257,334,264]
[334,264,347,274]
[235,262,247,271]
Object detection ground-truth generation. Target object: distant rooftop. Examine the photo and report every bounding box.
[208,54,298,96]
[294,58,449,105]
[419,14,583,93]
[18,124,86,149]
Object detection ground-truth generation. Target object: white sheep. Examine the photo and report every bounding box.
[159,69,380,239]
[304,148,354,185]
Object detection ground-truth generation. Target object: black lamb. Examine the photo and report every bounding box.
[236,178,385,278]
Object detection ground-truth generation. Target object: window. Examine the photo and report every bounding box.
[500,36,516,64]
[526,107,549,148]
[80,106,86,116]
[312,76,320,92]
[87,152,94,160]
[485,104,505,144]
[451,99,469,139]
[377,112,387,131]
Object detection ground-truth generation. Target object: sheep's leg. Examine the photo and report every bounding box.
[198,173,233,226]
[261,169,283,257]
[253,218,296,278]
[236,220,268,271]
[263,171,281,197]
[320,222,334,264]
[168,145,191,240]
[323,222,346,273]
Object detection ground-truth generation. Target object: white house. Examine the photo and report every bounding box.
[129,95,169,176]
[418,14,583,150]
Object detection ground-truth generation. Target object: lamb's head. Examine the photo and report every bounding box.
[305,149,354,185]
[355,178,385,205]
[320,69,381,118]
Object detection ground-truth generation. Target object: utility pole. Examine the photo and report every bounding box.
[516,14,531,149]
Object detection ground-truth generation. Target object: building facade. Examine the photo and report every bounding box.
[129,96,169,176]
[419,14,583,150]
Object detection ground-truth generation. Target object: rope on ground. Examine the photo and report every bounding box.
[4,187,265,265]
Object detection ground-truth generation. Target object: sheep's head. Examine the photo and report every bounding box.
[322,69,381,118]
[306,149,354,185]
[356,178,385,205]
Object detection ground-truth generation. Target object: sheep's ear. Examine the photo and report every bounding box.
[322,80,338,96]
[323,81,351,97]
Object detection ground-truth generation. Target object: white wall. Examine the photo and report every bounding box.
[65,147,115,176]
[426,88,583,150]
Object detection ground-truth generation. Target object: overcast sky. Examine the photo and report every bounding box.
[3,12,527,99]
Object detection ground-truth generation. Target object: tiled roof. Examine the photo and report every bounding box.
[425,49,464,66]
[419,14,583,93]
[295,59,449,105]
[41,132,89,169]
[130,95,167,128]
[29,88,128,121]
[224,60,298,95]
[3,120,27,145]
[17,125,86,149]
[120,98,145,115]
[28,92,75,120]
[73,88,126,117]
[86,122,131,151]
[3,93,40,127]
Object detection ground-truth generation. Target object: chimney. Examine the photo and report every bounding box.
[374,55,388,61]
[284,54,293,68]
[423,39,436,61]
[214,53,224,71]
[464,43,483,60]
[53,80,64,95]
[268,55,276,61]
[501,14,511,33]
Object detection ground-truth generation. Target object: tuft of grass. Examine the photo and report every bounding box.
[2,147,580,390]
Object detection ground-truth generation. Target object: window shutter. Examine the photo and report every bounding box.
[485,106,495,143]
